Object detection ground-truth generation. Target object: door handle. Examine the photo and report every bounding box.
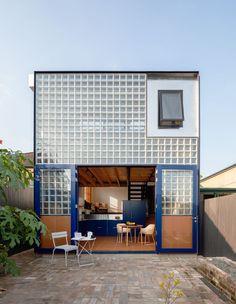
[193,216,198,223]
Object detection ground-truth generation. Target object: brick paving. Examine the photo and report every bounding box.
[0,250,229,304]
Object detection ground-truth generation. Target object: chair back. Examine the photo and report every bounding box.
[144,224,155,234]
[117,223,125,233]
[51,231,68,247]
[87,231,93,238]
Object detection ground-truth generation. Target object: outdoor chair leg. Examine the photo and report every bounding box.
[65,251,68,267]
[51,248,56,264]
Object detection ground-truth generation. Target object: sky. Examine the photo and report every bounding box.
[0,0,236,178]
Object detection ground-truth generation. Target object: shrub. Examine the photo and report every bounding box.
[159,272,185,304]
[0,205,46,275]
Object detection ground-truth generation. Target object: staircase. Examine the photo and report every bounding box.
[128,182,147,200]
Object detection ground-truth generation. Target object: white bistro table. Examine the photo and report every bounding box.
[71,236,96,266]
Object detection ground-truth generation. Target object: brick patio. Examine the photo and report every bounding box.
[0,250,229,304]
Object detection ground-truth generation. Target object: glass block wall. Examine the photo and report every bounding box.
[35,73,198,165]
[162,170,193,215]
[40,169,71,215]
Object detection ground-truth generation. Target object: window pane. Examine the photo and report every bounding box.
[160,92,183,120]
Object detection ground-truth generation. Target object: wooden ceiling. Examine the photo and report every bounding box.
[78,167,155,187]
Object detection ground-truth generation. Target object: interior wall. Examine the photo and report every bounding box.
[92,187,128,212]
[78,187,84,207]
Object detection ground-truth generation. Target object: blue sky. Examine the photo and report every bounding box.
[0,0,235,177]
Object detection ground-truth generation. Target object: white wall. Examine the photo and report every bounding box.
[147,79,199,137]
[78,187,84,207]
[92,187,128,212]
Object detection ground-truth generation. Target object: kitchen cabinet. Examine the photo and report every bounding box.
[107,220,124,236]
[123,200,146,226]
[78,219,124,236]
[86,220,107,236]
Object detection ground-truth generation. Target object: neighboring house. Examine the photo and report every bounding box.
[30,71,200,253]
[4,152,34,209]
[201,163,236,189]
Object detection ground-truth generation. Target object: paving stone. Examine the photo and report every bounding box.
[0,251,230,304]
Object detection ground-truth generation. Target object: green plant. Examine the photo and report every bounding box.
[0,244,20,276]
[0,205,47,276]
[159,272,185,304]
[0,149,33,202]
[0,148,46,276]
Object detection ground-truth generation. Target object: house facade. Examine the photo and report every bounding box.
[31,71,200,253]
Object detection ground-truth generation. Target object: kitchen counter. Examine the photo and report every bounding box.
[80,213,123,221]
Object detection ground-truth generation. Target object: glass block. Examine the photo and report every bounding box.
[36,73,198,165]
[162,170,193,216]
[40,169,71,215]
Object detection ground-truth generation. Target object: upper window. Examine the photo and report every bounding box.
[158,90,184,128]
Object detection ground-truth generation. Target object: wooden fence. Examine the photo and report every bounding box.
[204,193,236,260]
[4,186,34,210]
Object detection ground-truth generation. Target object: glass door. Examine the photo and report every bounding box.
[156,165,198,253]
[34,165,78,247]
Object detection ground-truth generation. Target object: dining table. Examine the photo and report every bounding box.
[121,224,143,246]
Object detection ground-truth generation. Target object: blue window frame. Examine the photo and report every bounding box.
[34,164,78,238]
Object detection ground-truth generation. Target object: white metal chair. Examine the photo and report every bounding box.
[51,231,79,266]
[139,224,155,244]
[116,224,132,243]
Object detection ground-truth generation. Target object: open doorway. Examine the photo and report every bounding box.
[77,166,156,252]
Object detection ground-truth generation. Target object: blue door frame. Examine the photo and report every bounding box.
[156,165,199,253]
[34,164,78,238]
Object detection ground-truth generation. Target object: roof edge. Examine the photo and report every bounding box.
[201,163,236,182]
[34,70,199,76]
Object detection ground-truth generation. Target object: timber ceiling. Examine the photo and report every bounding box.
[78,167,155,187]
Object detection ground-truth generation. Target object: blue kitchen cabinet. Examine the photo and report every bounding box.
[79,220,126,236]
[123,200,146,226]
[86,220,107,236]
